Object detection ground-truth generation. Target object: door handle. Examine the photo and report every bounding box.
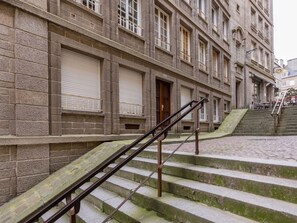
[161,104,164,111]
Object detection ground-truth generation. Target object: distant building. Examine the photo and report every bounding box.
[230,0,275,108]
[277,58,297,92]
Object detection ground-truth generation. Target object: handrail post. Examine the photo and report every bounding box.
[195,128,199,155]
[66,194,76,223]
[157,138,162,197]
[195,105,200,155]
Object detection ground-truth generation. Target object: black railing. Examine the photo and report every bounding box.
[22,98,209,223]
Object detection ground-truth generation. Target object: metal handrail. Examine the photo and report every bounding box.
[102,127,197,223]
[23,98,209,223]
[271,92,287,133]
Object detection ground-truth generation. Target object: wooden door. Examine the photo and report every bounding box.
[156,80,171,125]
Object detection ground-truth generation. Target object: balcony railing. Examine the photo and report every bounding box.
[251,23,257,33]
[180,50,191,63]
[119,102,143,116]
[62,94,101,112]
[199,61,207,71]
[118,16,143,36]
[155,37,171,51]
[74,0,102,14]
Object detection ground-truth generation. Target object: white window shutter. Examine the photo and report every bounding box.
[181,86,192,120]
[61,49,101,112]
[119,67,143,115]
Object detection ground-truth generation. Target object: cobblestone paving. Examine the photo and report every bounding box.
[158,136,297,162]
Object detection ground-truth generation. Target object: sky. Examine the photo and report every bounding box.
[273,0,297,64]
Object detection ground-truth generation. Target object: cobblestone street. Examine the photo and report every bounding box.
[157,136,297,162]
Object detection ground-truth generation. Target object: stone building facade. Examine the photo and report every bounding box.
[229,0,274,108]
[0,0,273,204]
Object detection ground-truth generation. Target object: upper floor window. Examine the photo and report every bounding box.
[251,8,256,28]
[196,0,206,19]
[212,5,219,32]
[265,52,269,69]
[264,23,269,38]
[212,49,219,77]
[251,41,257,61]
[155,7,170,51]
[264,0,269,14]
[264,0,268,9]
[118,0,142,35]
[75,0,102,14]
[259,47,264,65]
[199,40,207,71]
[180,26,191,62]
[223,15,229,41]
[258,16,263,33]
[223,57,229,83]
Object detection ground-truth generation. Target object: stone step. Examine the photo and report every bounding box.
[96,174,257,223]
[58,197,119,223]
[116,156,297,204]
[78,183,172,223]
[40,206,69,223]
[130,149,297,180]
[102,164,297,223]
[277,132,297,136]
[234,127,274,131]
[278,126,297,131]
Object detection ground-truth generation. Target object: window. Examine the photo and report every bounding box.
[155,7,170,51]
[264,0,268,9]
[212,6,218,32]
[180,26,191,62]
[213,98,219,123]
[196,0,206,19]
[236,4,240,13]
[119,67,143,115]
[224,101,230,112]
[259,48,264,65]
[223,15,228,41]
[61,49,101,112]
[264,0,269,13]
[251,8,256,28]
[223,58,229,83]
[76,0,102,14]
[264,23,269,38]
[181,86,192,120]
[199,40,207,71]
[199,96,207,121]
[258,16,263,34]
[251,42,257,61]
[265,52,269,68]
[212,49,219,77]
[118,0,142,35]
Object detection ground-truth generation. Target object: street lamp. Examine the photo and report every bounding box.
[244,47,257,108]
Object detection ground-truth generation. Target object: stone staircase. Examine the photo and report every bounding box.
[233,109,274,136]
[41,148,297,223]
[277,106,297,135]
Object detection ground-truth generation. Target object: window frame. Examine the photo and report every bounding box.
[155,6,170,51]
[199,40,207,71]
[118,0,142,36]
[180,25,191,62]
[212,49,219,78]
